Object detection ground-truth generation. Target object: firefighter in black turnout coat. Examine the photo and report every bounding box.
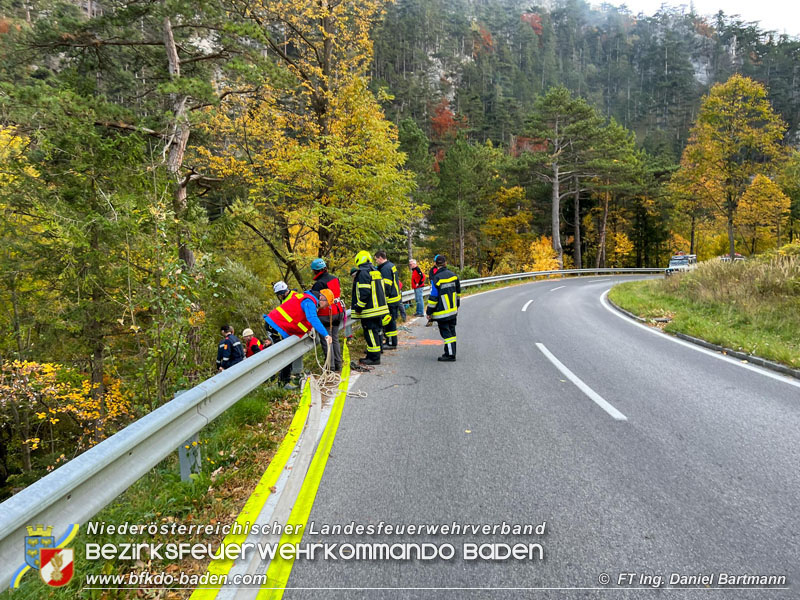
[426,255,460,361]
[351,251,390,365]
[374,250,402,349]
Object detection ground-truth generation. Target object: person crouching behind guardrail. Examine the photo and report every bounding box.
[217,325,245,372]
[242,328,267,357]
[263,281,333,390]
[426,255,460,362]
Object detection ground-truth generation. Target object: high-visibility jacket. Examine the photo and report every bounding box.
[351,262,389,320]
[378,260,402,305]
[266,291,323,337]
[245,336,263,357]
[426,267,460,320]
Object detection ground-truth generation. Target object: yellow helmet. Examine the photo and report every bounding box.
[354,250,372,266]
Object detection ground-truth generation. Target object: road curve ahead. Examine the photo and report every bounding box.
[283,276,799,599]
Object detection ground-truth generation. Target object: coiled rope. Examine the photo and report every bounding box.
[309,332,368,399]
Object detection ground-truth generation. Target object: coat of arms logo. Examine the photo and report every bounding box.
[10,523,80,589]
[24,525,55,570]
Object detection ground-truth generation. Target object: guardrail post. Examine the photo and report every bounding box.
[173,390,201,482]
[291,356,304,375]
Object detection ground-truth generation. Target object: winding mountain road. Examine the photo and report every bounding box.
[282,276,799,599]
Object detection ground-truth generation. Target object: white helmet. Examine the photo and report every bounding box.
[273,281,289,294]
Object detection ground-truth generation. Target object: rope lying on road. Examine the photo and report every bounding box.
[309,332,368,399]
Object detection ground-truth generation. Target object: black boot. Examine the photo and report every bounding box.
[438,341,456,361]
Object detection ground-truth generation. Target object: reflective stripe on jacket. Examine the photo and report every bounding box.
[245,337,263,357]
[351,262,389,320]
[217,334,244,368]
[426,268,460,320]
[378,260,402,305]
[266,291,320,337]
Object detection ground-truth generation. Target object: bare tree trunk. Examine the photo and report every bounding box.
[690,214,696,255]
[596,188,610,268]
[406,227,413,262]
[314,9,335,257]
[162,11,202,383]
[458,204,465,270]
[9,404,31,473]
[8,274,24,358]
[573,175,581,269]
[727,203,736,260]
[163,13,195,270]
[552,162,563,268]
[89,219,106,443]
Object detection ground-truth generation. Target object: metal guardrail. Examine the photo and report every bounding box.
[0,266,661,589]
[0,335,314,589]
[398,266,664,306]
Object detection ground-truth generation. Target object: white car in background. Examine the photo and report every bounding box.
[665,254,697,276]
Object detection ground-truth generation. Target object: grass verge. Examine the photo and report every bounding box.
[4,384,299,600]
[608,246,800,369]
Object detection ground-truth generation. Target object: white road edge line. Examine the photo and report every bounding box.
[600,290,800,390]
[521,299,534,312]
[535,342,628,421]
[549,285,566,292]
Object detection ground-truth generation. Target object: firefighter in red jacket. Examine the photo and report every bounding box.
[310,258,345,372]
[263,281,332,387]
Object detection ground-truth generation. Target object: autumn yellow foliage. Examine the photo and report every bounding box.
[0,361,133,476]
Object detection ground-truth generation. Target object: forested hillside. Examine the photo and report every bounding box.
[372,0,800,152]
[1,0,798,497]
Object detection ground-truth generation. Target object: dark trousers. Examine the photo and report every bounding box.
[383,304,400,347]
[361,317,383,360]
[266,328,292,383]
[319,316,343,371]
[436,316,457,357]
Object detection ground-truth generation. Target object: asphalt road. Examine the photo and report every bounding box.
[283,276,800,599]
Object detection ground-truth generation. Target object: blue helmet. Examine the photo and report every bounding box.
[311,258,326,271]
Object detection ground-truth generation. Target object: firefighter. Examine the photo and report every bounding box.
[264,281,332,388]
[374,250,401,349]
[351,250,389,365]
[426,254,460,362]
[216,325,245,372]
[310,258,345,371]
